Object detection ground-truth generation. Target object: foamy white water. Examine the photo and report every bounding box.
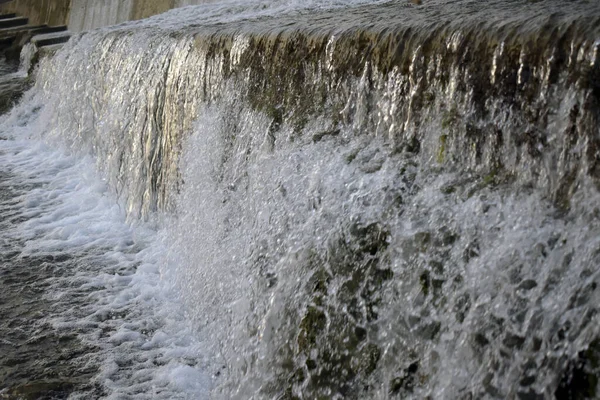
[1,3,399,397]
[1,0,600,398]
[0,95,211,398]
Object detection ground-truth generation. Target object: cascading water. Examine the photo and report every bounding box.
[1,0,600,399]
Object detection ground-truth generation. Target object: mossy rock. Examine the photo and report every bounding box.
[297,306,327,352]
[282,221,394,398]
[437,134,448,163]
[353,343,381,375]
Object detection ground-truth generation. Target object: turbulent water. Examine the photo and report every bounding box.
[1,0,600,399]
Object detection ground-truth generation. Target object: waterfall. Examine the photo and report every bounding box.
[2,0,600,398]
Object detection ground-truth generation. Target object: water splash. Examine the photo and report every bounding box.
[3,0,600,398]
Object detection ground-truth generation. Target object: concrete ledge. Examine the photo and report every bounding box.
[29,25,67,34]
[31,31,70,47]
[0,25,68,61]
[38,42,62,57]
[0,16,27,29]
[0,24,48,33]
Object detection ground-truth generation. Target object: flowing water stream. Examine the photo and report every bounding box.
[1,0,600,399]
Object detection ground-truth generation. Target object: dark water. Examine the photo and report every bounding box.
[0,59,91,399]
[0,61,92,399]
[0,142,103,398]
[0,231,102,399]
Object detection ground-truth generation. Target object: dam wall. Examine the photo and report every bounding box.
[0,0,70,26]
[67,0,134,32]
[0,0,213,32]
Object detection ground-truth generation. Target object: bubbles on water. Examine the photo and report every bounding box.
[3,0,600,398]
[0,100,211,398]
[159,88,600,398]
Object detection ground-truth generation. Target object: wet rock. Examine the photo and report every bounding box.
[473,332,490,347]
[348,222,390,256]
[297,306,327,352]
[436,227,459,247]
[463,240,480,262]
[283,221,393,397]
[555,338,600,400]
[437,134,448,163]
[416,320,441,340]
[419,271,431,297]
[353,343,381,375]
[404,135,421,154]
[454,293,471,323]
[517,279,538,291]
[312,128,340,143]
[502,333,525,349]
[517,389,544,400]
[413,231,431,253]
[390,362,419,395]
[440,184,456,194]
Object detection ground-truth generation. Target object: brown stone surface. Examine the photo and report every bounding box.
[0,0,71,26]
[0,0,216,32]
[131,0,175,20]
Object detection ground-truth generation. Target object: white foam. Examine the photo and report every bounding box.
[3,0,599,397]
[0,98,212,398]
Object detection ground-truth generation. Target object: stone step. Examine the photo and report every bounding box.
[0,13,16,20]
[0,25,68,38]
[30,25,68,35]
[38,43,63,57]
[0,25,69,52]
[0,35,11,47]
[31,31,71,47]
[0,24,47,36]
[0,17,28,29]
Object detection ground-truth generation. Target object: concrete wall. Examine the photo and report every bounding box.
[68,0,134,33]
[0,0,213,32]
[0,0,71,26]
[131,0,175,21]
